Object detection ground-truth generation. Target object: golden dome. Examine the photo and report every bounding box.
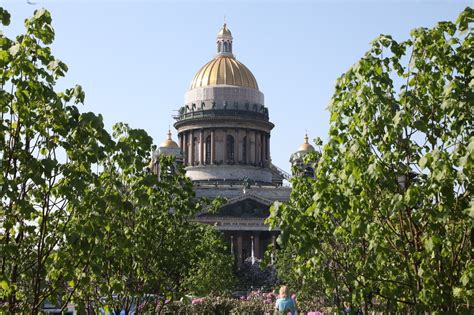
[160,130,179,148]
[298,134,315,152]
[218,23,232,37]
[190,56,258,90]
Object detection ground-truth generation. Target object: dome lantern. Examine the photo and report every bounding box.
[160,128,179,149]
[298,134,315,152]
[188,23,259,91]
[216,23,233,57]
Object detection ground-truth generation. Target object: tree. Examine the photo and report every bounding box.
[269,7,473,313]
[66,127,234,314]
[0,7,113,313]
[182,224,235,297]
[0,8,235,314]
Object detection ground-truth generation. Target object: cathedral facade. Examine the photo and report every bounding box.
[152,24,314,267]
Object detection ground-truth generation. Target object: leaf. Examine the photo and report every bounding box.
[0,8,11,26]
[8,44,20,57]
[424,237,434,252]
[453,287,463,298]
[467,199,474,219]
[467,137,474,154]
[419,156,428,169]
[0,50,9,66]
[0,280,10,292]
[456,7,473,32]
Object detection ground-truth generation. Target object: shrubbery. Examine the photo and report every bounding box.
[161,290,334,314]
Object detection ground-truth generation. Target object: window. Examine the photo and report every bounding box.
[205,135,211,164]
[226,135,234,162]
[224,42,228,52]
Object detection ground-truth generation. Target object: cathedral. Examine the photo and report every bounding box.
[151,23,315,267]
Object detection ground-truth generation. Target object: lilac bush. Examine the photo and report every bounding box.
[162,290,331,314]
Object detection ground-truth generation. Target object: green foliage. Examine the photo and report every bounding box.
[182,224,235,296]
[0,7,234,313]
[0,6,110,313]
[268,7,473,313]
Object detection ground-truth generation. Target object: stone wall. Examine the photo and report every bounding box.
[185,165,273,183]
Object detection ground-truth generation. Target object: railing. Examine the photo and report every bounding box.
[269,164,292,181]
[174,108,269,121]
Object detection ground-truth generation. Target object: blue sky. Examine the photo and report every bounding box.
[1,0,470,172]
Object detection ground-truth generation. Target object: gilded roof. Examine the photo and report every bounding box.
[298,134,315,152]
[190,56,258,90]
[160,130,179,149]
[218,23,232,37]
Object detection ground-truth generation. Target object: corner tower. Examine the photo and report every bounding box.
[290,134,316,178]
[174,24,274,184]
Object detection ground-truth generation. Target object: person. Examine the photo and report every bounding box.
[342,301,352,314]
[274,285,297,315]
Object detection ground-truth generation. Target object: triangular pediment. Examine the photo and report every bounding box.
[225,192,273,207]
[199,193,273,218]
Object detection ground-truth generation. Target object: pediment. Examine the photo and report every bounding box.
[200,193,273,218]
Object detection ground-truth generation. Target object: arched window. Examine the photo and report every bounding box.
[242,136,247,164]
[205,135,211,164]
[218,42,221,53]
[229,42,232,52]
[223,42,228,52]
[226,135,234,162]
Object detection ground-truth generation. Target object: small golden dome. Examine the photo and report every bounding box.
[190,56,258,90]
[218,23,232,37]
[298,134,315,152]
[160,129,179,148]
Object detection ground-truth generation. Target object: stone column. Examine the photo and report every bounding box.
[235,129,240,163]
[183,132,188,165]
[223,129,228,164]
[237,234,243,268]
[261,132,265,164]
[254,232,260,259]
[245,129,249,165]
[254,130,258,165]
[190,130,195,165]
[199,129,204,165]
[211,129,215,164]
[267,134,271,162]
[271,234,277,264]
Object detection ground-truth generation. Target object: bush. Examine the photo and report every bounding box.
[163,296,236,314]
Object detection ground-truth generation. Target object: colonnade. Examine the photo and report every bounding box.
[178,128,270,167]
[229,233,277,267]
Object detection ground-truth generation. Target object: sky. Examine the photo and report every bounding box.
[1,0,470,172]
